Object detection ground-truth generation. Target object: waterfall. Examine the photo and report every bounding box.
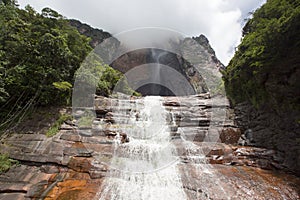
[151,49,161,84]
[98,96,186,200]
[149,49,168,95]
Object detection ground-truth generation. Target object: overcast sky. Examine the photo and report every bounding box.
[18,0,266,65]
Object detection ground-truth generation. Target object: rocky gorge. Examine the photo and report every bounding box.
[1,1,300,198]
[0,94,299,199]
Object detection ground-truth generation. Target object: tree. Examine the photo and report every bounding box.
[0,4,92,128]
[1,0,18,6]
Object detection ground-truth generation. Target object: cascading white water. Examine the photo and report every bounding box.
[149,49,168,95]
[151,49,162,84]
[98,96,186,200]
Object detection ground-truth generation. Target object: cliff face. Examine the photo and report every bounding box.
[192,34,224,69]
[69,19,113,48]
[111,48,200,96]
[111,35,223,96]
[224,0,300,175]
[69,18,223,97]
[69,19,222,96]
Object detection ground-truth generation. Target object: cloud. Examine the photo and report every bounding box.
[18,0,265,65]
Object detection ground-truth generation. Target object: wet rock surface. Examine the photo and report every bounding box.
[180,164,300,200]
[234,101,300,176]
[0,122,110,199]
[0,95,299,199]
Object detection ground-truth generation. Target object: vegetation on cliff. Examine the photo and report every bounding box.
[46,113,72,137]
[0,4,91,106]
[0,1,125,132]
[0,153,18,173]
[224,0,300,111]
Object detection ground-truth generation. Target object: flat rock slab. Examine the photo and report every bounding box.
[0,131,109,199]
[0,163,104,200]
[0,164,59,199]
[180,164,300,200]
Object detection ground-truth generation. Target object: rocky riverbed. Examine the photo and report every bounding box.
[0,95,299,200]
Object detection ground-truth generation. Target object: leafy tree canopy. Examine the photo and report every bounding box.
[0,3,94,130]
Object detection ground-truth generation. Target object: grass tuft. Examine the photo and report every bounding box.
[0,153,19,173]
[46,114,72,137]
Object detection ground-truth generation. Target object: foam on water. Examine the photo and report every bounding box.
[98,96,187,200]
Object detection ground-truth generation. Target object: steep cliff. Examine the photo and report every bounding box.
[68,19,222,96]
[111,35,223,96]
[192,34,224,69]
[69,19,114,48]
[224,0,300,175]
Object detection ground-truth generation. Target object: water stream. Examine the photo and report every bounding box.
[149,49,168,95]
[98,96,187,200]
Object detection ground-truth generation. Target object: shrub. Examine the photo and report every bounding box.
[46,114,72,137]
[0,153,19,173]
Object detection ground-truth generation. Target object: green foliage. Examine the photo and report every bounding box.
[97,66,141,97]
[0,3,138,133]
[0,4,92,128]
[0,0,18,6]
[224,0,300,110]
[53,81,72,91]
[97,65,123,96]
[46,113,72,137]
[53,81,72,105]
[0,4,91,105]
[41,7,62,19]
[0,153,19,173]
[75,54,140,98]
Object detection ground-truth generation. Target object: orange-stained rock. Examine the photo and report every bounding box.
[44,174,103,200]
[57,180,87,188]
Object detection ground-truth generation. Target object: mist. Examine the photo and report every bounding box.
[18,0,266,65]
